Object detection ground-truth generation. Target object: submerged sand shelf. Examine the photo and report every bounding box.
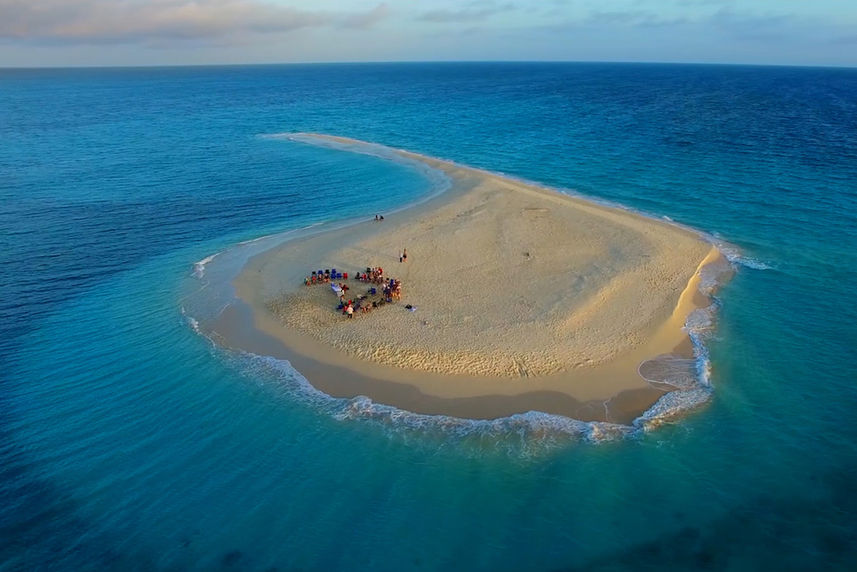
[223,134,727,421]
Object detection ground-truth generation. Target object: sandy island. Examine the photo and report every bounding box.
[211,134,725,424]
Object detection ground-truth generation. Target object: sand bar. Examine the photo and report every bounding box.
[214,134,724,423]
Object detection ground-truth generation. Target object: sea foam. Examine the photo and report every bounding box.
[193,252,220,279]
[220,348,636,455]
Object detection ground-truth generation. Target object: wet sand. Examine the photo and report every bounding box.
[214,134,724,422]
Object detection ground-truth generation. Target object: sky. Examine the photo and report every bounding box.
[1,0,855,68]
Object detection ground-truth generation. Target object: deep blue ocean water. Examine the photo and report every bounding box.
[2,63,857,570]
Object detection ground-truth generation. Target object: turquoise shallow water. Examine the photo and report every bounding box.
[2,63,857,570]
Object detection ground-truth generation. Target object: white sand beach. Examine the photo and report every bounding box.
[222,134,724,422]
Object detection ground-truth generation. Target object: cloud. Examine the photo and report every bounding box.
[548,5,803,38]
[584,10,689,28]
[0,0,388,44]
[417,1,515,24]
[706,8,796,42]
[342,3,389,30]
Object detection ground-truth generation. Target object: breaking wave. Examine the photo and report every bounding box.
[706,234,773,270]
[219,349,636,455]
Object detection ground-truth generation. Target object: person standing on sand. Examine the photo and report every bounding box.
[403,248,407,262]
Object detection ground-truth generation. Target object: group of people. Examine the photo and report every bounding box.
[382,279,403,301]
[303,245,407,287]
[302,265,404,319]
[356,266,387,284]
[337,277,403,318]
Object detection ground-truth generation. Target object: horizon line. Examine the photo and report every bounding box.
[1,59,856,72]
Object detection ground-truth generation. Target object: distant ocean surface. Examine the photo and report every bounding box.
[2,63,856,570]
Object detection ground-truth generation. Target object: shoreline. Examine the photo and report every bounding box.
[205,134,729,422]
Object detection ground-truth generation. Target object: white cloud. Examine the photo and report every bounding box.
[342,2,389,29]
[417,1,515,24]
[0,0,388,44]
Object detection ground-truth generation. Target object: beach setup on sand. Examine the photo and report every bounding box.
[301,266,404,318]
[215,134,729,424]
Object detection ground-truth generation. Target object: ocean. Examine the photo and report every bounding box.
[1,62,856,570]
